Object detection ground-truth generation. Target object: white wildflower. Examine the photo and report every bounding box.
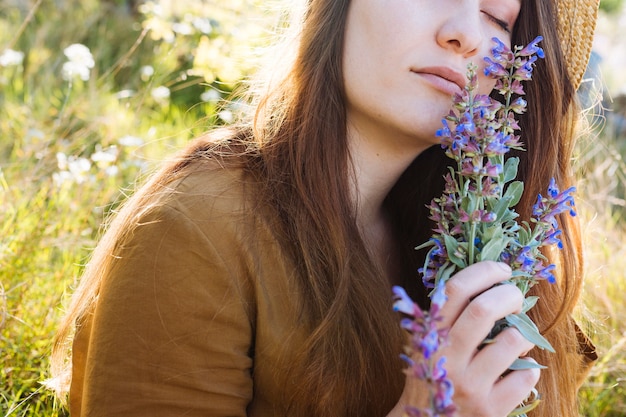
[105,165,119,177]
[218,110,233,124]
[67,156,92,183]
[52,171,74,187]
[56,152,68,170]
[140,65,154,81]
[200,89,221,103]
[0,49,24,67]
[53,153,92,185]
[151,86,170,101]
[118,135,144,147]
[62,61,91,81]
[91,145,118,168]
[172,22,194,36]
[192,17,213,35]
[62,43,94,81]
[64,44,95,67]
[138,1,163,17]
[115,89,135,99]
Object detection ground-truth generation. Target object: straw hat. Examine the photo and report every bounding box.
[556,0,600,89]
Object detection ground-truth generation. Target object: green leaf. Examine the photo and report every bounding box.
[504,181,524,207]
[517,222,531,244]
[503,157,520,183]
[461,189,477,212]
[479,224,503,243]
[505,313,555,352]
[499,209,520,224]
[507,399,541,417]
[507,389,541,417]
[415,240,435,251]
[522,296,539,313]
[511,270,533,280]
[508,358,547,370]
[437,263,458,284]
[479,237,508,261]
[490,196,512,221]
[443,234,466,268]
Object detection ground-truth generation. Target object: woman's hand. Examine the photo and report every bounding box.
[390,261,540,417]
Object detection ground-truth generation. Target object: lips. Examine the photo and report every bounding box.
[411,66,466,96]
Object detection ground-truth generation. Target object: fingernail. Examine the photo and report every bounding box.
[496,262,512,273]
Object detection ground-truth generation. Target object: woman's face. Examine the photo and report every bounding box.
[343,0,522,154]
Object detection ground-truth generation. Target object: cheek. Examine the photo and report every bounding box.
[477,74,497,95]
[475,34,512,95]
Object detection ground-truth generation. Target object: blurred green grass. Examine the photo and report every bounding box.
[1,0,625,416]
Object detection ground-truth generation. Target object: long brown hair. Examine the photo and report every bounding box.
[51,0,589,416]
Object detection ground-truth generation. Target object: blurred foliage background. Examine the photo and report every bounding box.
[0,0,625,416]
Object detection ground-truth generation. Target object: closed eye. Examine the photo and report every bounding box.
[483,12,511,33]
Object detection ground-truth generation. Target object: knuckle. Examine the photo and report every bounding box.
[493,284,525,314]
[472,406,490,417]
[519,366,541,388]
[444,278,463,299]
[466,297,495,321]
[500,327,531,349]
[497,282,524,304]
[454,381,481,403]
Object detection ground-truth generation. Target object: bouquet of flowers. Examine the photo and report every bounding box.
[393,36,577,417]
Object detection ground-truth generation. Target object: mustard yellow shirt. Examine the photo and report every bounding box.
[70,161,343,416]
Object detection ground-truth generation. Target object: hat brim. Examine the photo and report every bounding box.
[556,0,600,89]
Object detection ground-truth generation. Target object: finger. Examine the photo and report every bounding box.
[490,358,541,416]
[469,327,535,384]
[445,283,525,368]
[441,261,512,326]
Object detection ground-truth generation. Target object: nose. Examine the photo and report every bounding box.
[436,5,483,57]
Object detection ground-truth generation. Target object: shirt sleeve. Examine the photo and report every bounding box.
[72,197,255,417]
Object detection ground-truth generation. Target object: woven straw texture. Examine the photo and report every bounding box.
[556,0,600,89]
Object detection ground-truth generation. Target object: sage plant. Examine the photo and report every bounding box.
[394,36,576,417]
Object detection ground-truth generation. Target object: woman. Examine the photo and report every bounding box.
[50,0,599,416]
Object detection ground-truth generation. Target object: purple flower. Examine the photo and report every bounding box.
[458,209,497,223]
[479,177,501,196]
[484,132,510,156]
[420,329,440,359]
[400,353,415,368]
[489,36,515,63]
[543,230,563,249]
[504,113,521,131]
[484,57,508,77]
[514,56,538,80]
[432,356,448,380]
[394,278,455,416]
[460,159,502,177]
[518,36,545,58]
[430,280,448,312]
[510,79,525,95]
[491,36,508,56]
[434,379,456,411]
[535,263,557,284]
[510,97,528,114]
[393,286,417,315]
[547,178,560,197]
[516,247,535,270]
[532,179,577,226]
